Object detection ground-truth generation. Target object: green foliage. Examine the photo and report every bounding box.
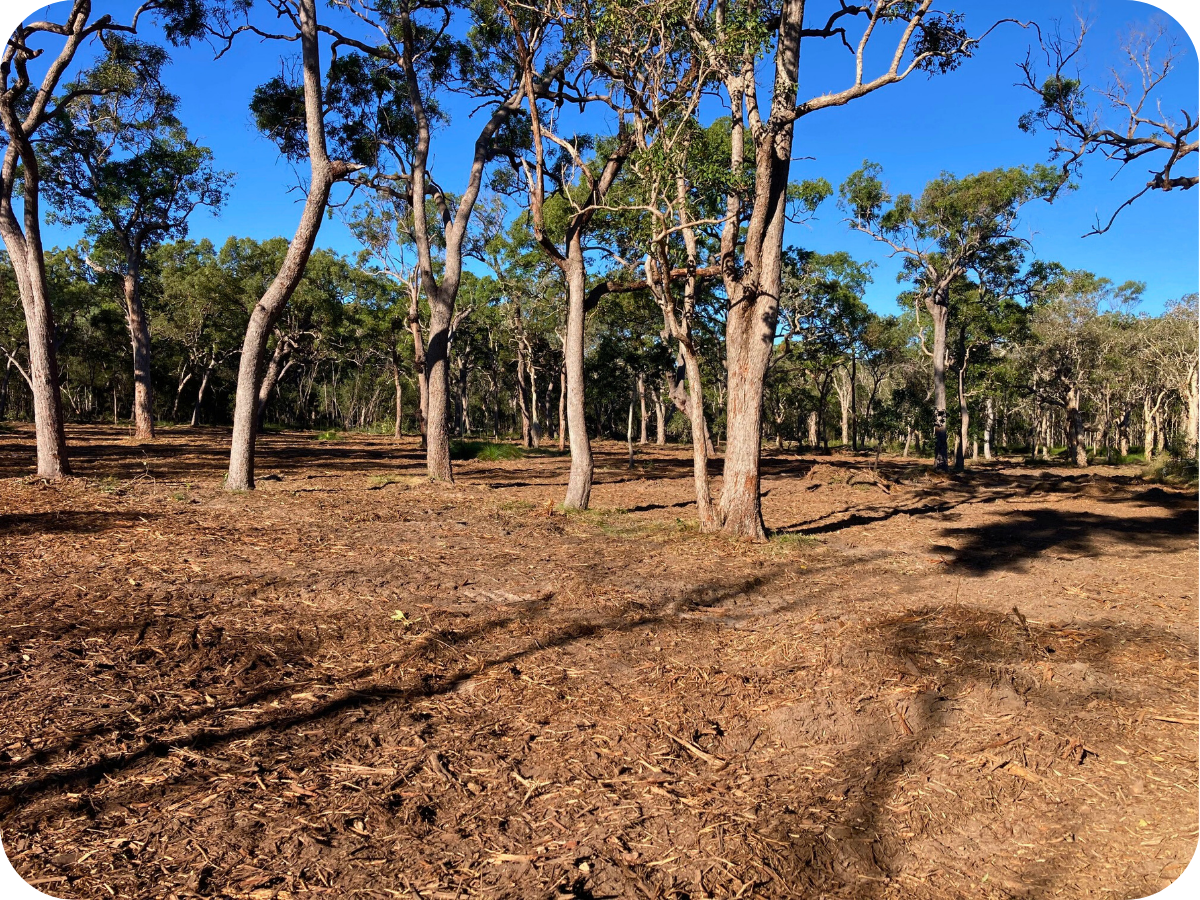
[451,440,524,461]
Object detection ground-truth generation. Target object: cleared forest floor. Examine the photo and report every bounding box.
[1,424,1197,900]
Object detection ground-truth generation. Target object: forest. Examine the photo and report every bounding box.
[0,2,1197,899]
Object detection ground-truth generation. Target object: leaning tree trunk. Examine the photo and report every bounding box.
[927,300,950,472]
[227,0,336,491]
[257,337,292,430]
[190,361,213,427]
[391,350,403,438]
[562,248,593,509]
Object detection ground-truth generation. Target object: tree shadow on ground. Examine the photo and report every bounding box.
[0,568,780,807]
[942,506,1197,575]
[0,510,155,536]
[736,603,1195,898]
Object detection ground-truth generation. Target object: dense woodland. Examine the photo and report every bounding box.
[1,0,1197,538]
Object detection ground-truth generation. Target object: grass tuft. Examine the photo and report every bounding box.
[451,440,523,461]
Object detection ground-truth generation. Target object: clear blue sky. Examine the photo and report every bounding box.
[18,0,1200,316]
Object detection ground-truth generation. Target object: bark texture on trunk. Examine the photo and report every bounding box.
[557,363,567,452]
[121,273,155,441]
[1067,386,1088,467]
[983,397,994,459]
[637,373,648,444]
[562,251,593,509]
[424,298,453,480]
[1183,362,1199,456]
[227,0,338,491]
[928,301,949,472]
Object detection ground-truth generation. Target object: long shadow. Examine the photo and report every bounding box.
[943,506,1198,575]
[0,569,780,808]
[741,604,1197,896]
[0,510,154,536]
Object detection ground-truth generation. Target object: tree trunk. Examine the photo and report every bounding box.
[954,365,968,472]
[1183,362,1199,456]
[227,0,337,491]
[257,336,292,430]
[0,358,11,421]
[1118,407,1130,457]
[903,426,913,458]
[121,268,155,441]
[515,351,532,449]
[1143,394,1155,460]
[637,373,648,444]
[391,350,403,438]
[653,387,666,445]
[562,249,593,508]
[191,360,214,427]
[626,395,635,468]
[0,223,71,477]
[983,397,994,460]
[1067,386,1088,467]
[807,410,819,449]
[172,365,192,420]
[557,362,567,452]
[928,300,950,471]
[423,293,454,480]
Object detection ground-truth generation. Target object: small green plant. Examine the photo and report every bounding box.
[1142,452,1199,487]
[91,476,123,494]
[317,429,342,442]
[450,440,523,461]
[389,609,409,623]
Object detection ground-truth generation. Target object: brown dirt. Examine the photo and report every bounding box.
[1,424,1196,900]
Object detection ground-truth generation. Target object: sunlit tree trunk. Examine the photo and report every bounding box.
[228,0,339,491]
[118,271,155,441]
[562,248,593,508]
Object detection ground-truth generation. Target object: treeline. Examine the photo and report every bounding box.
[3,234,1195,466]
[1,1,1196,539]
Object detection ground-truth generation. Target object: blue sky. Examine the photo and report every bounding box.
[11,0,1200,315]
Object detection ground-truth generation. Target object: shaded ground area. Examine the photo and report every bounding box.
[1,424,1197,900]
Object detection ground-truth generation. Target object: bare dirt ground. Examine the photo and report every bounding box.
[1,424,1196,900]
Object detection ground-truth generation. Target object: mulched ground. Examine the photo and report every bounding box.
[1,424,1196,900]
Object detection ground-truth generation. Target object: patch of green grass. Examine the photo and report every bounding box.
[1142,452,1199,488]
[767,530,819,548]
[451,440,523,461]
[317,429,343,442]
[368,474,422,489]
[91,476,123,494]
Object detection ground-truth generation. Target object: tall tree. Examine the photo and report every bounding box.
[0,0,204,476]
[683,0,1001,537]
[41,38,229,440]
[840,163,1060,470]
[217,0,362,489]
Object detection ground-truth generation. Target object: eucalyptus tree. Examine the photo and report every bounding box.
[674,0,1007,537]
[152,239,246,424]
[319,1,566,481]
[1019,17,1197,235]
[216,0,364,490]
[1143,293,1199,457]
[1025,271,1144,467]
[41,39,230,440]
[840,163,1060,470]
[0,0,204,476]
